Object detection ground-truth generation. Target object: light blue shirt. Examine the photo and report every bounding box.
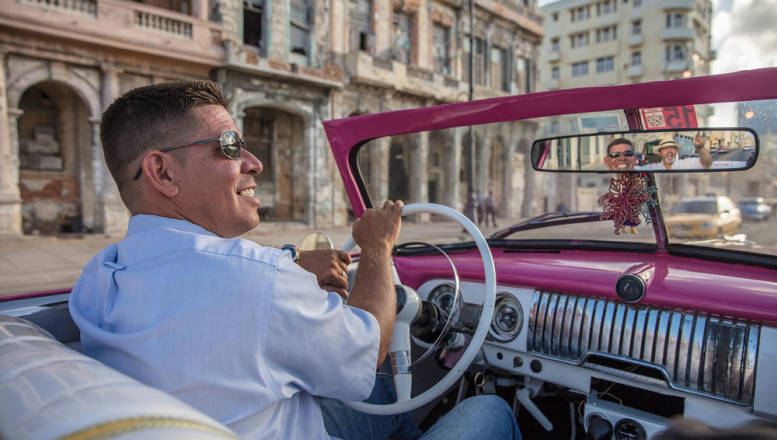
[69,215,380,439]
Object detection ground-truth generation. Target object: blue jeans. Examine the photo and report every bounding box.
[318,377,521,440]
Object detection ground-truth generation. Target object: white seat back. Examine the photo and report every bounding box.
[0,315,236,440]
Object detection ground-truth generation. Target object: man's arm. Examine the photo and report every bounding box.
[695,133,712,169]
[347,200,403,368]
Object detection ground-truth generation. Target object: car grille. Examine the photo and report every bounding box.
[527,291,758,405]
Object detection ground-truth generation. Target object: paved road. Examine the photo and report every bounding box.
[2,213,773,296]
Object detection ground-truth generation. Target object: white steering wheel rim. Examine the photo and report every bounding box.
[340,202,497,415]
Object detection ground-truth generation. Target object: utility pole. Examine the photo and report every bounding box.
[467,0,476,209]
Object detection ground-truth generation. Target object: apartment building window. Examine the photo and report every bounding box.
[572,61,589,77]
[632,20,641,35]
[433,24,451,75]
[551,38,559,52]
[289,0,311,61]
[666,44,685,61]
[570,32,588,48]
[243,0,264,50]
[597,26,616,42]
[597,0,614,15]
[491,47,509,92]
[667,12,685,28]
[596,56,614,72]
[392,11,412,63]
[552,12,558,21]
[349,0,373,52]
[516,57,533,93]
[570,6,587,22]
[552,66,559,80]
[631,51,641,66]
[474,37,487,85]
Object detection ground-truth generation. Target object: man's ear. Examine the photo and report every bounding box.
[140,151,179,198]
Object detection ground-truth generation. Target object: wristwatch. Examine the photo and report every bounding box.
[281,244,301,264]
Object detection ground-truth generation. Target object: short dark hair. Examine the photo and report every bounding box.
[100,80,229,191]
[607,137,633,154]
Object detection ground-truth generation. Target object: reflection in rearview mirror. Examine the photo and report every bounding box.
[531,128,758,173]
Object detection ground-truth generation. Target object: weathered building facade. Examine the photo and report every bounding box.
[0,0,544,236]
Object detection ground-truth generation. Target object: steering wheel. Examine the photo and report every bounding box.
[340,202,496,415]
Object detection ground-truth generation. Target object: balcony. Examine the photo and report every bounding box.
[344,52,464,101]
[628,64,643,77]
[663,58,690,73]
[545,78,560,90]
[628,34,643,46]
[548,50,560,62]
[0,0,223,65]
[662,26,695,40]
[662,0,694,10]
[595,13,621,27]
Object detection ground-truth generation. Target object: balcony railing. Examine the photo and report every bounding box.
[407,65,433,82]
[135,10,192,38]
[2,0,223,63]
[24,0,96,16]
[662,26,694,40]
[628,64,643,77]
[628,34,642,46]
[663,58,690,73]
[662,0,694,10]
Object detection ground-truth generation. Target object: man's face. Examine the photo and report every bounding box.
[171,105,263,238]
[659,146,678,166]
[604,143,635,170]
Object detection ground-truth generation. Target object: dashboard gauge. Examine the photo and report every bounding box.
[489,293,523,342]
[428,284,458,316]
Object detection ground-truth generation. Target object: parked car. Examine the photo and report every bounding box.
[664,196,742,238]
[739,197,773,221]
[3,69,777,440]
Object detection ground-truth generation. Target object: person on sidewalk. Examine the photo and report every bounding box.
[68,81,521,440]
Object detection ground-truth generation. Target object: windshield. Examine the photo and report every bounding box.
[353,99,777,257]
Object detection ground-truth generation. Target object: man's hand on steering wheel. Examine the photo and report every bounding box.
[353,200,404,254]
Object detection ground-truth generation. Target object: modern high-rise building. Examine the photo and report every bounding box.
[539,0,713,91]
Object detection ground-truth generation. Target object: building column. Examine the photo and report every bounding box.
[98,66,129,235]
[408,131,429,222]
[0,49,21,234]
[447,128,463,211]
[191,0,209,20]
[369,137,390,204]
[373,0,392,58]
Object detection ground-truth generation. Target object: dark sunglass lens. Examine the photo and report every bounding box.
[623,150,634,157]
[221,143,241,159]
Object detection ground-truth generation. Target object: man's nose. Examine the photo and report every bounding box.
[241,149,263,175]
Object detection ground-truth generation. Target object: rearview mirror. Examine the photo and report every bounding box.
[531,128,758,173]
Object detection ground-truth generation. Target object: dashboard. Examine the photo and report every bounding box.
[414,278,777,438]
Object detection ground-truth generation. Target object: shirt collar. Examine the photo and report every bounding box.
[127,214,219,238]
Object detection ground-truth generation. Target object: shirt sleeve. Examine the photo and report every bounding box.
[263,256,380,401]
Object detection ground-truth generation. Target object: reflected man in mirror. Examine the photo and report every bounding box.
[604,137,637,171]
[638,134,712,171]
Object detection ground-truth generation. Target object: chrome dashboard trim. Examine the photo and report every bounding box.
[528,291,759,405]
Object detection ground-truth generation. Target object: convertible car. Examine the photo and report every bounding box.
[2,68,777,440]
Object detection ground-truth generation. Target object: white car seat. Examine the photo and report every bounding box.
[0,315,237,440]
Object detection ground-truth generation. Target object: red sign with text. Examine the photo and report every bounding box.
[640,105,698,129]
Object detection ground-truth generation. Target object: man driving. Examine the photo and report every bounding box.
[68,81,519,440]
[604,137,637,171]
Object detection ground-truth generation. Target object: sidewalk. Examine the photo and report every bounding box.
[0,219,501,296]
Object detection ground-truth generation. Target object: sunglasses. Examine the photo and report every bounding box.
[607,150,635,159]
[133,130,246,180]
